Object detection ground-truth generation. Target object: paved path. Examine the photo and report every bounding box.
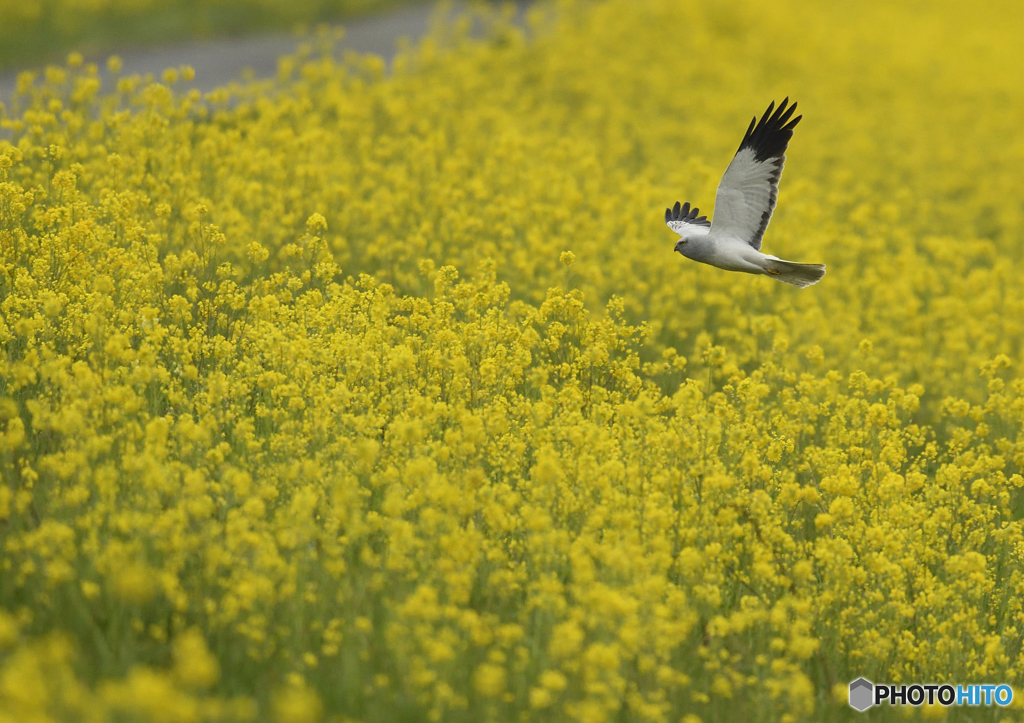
[1,2,502,103]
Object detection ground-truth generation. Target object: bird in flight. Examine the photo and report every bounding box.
[665,98,825,288]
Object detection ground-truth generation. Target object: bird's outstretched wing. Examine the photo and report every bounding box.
[711,98,801,250]
[665,201,711,236]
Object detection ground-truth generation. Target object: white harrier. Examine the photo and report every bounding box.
[666,98,825,288]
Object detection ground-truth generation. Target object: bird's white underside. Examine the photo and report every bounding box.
[711,147,782,248]
[666,147,783,250]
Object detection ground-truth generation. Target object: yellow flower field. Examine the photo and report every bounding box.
[2,0,1024,720]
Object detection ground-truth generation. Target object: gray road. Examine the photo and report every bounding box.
[0,2,464,103]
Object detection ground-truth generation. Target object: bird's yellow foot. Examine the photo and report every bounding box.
[765,268,780,275]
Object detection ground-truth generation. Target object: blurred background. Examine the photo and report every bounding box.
[0,0,431,71]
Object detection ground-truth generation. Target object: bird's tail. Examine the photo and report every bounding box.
[764,258,826,288]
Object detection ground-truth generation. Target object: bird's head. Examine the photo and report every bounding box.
[673,238,687,254]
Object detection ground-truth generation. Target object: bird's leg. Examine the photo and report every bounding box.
[764,268,780,275]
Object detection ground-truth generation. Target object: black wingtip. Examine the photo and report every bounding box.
[666,201,711,228]
[737,98,802,162]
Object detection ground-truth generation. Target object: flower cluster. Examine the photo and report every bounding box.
[2,0,1024,721]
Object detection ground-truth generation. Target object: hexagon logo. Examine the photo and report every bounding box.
[849,678,874,712]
